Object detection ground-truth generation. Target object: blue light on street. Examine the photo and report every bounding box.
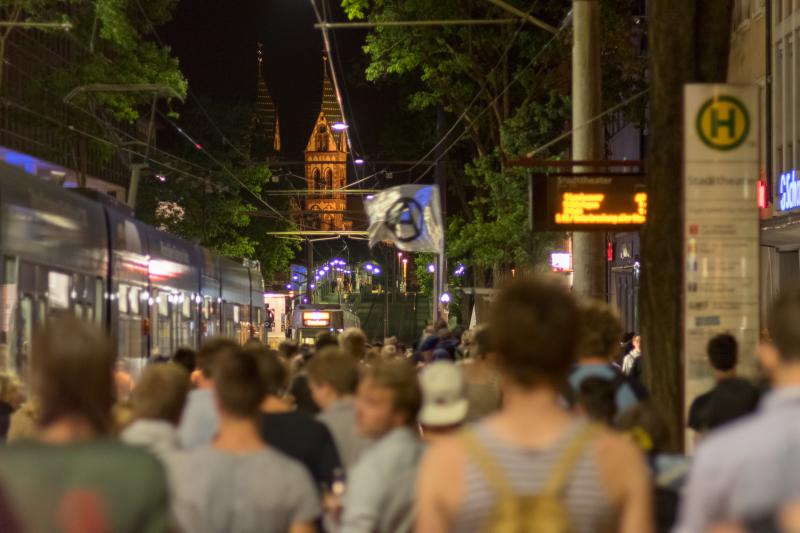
[427,264,435,273]
[440,292,451,304]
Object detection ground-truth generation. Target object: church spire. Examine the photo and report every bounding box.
[253,42,280,156]
[321,54,344,126]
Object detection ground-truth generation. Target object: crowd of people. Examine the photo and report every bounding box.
[0,277,799,532]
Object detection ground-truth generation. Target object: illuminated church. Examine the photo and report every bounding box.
[252,44,351,231]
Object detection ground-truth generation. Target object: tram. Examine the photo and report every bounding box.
[0,162,266,383]
[290,303,360,345]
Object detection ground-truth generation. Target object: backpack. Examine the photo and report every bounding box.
[460,423,598,533]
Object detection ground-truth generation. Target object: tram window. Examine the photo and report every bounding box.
[129,287,140,315]
[233,305,240,324]
[158,294,168,317]
[119,284,129,314]
[18,296,33,375]
[95,279,104,324]
[182,295,191,318]
[3,256,17,283]
[203,298,210,320]
[36,299,46,325]
[47,271,70,310]
[74,303,84,319]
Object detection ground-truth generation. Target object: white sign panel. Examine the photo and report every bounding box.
[683,84,760,447]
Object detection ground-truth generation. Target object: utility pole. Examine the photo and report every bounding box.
[571,0,607,301]
[434,106,447,323]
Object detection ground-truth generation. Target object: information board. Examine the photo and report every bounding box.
[683,84,760,449]
[530,174,647,231]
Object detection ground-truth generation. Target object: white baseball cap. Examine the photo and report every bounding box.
[419,361,468,427]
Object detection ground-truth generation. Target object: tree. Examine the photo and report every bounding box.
[1,0,186,117]
[136,99,299,282]
[640,0,733,449]
[342,0,645,286]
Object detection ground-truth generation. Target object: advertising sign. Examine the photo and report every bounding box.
[683,85,760,448]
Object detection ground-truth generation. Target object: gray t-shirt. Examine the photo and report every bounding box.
[166,445,321,533]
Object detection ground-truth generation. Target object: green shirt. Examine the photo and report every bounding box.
[0,440,169,533]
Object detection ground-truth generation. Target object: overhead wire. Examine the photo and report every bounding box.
[402,0,546,177]
[412,17,569,183]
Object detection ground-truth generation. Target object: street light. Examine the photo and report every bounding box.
[354,158,365,165]
[427,263,435,273]
[440,292,451,304]
[331,122,349,131]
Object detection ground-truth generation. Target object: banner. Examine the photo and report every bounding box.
[365,185,444,253]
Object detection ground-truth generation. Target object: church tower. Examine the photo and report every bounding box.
[252,43,281,160]
[304,55,350,231]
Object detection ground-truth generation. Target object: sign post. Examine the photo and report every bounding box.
[682,85,760,449]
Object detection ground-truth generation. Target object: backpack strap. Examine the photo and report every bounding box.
[541,422,598,497]
[459,428,514,498]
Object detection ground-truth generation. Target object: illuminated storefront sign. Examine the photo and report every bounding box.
[531,174,647,231]
[302,311,331,327]
[550,252,572,272]
[778,169,800,212]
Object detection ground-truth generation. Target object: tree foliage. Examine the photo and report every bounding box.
[343,0,645,285]
[136,100,298,282]
[0,0,186,120]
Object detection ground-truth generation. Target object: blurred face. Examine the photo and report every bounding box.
[356,377,403,439]
[633,336,641,351]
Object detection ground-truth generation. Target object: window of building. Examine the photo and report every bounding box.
[313,169,323,190]
[325,168,333,189]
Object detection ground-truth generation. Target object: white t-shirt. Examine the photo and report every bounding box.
[166,445,321,533]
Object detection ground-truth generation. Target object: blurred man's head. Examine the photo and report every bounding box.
[575,301,623,362]
[132,363,190,424]
[34,316,114,436]
[340,328,367,360]
[172,347,196,374]
[488,278,579,389]
[212,349,264,419]
[277,340,299,361]
[706,334,738,374]
[307,347,360,409]
[315,331,339,352]
[768,287,800,366]
[196,338,240,387]
[249,347,288,400]
[356,359,421,439]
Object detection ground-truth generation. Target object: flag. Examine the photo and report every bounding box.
[364,185,444,253]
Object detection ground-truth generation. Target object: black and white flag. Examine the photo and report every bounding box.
[364,185,444,253]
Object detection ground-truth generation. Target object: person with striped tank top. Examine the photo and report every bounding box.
[416,278,654,533]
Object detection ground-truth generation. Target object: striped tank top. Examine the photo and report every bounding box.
[454,420,617,533]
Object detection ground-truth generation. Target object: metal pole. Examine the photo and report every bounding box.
[384,247,389,340]
[571,0,607,301]
[127,163,147,209]
[306,241,313,302]
[314,19,517,29]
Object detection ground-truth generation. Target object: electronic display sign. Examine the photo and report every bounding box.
[302,311,331,327]
[531,174,647,231]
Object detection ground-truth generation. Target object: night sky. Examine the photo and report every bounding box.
[160,0,384,158]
